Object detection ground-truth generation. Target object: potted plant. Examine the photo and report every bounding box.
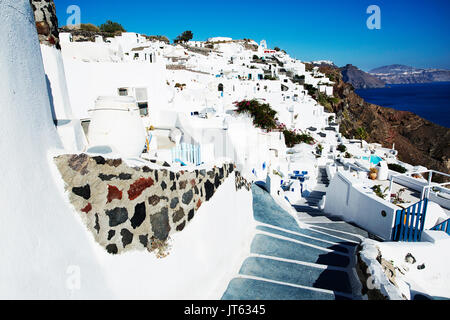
[369,167,378,180]
[316,144,324,155]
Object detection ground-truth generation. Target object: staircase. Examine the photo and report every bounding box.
[221,181,366,300]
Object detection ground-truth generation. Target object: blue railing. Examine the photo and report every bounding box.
[431,218,450,235]
[171,143,201,166]
[391,198,428,242]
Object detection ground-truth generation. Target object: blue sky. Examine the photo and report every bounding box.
[54,0,450,71]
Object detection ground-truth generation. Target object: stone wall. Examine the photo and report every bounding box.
[30,0,60,49]
[54,154,251,255]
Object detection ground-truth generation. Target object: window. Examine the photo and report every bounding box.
[138,103,148,116]
[118,88,128,96]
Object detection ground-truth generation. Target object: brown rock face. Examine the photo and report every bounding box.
[313,64,450,179]
[30,0,60,49]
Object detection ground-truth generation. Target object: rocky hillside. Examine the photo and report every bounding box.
[340,64,385,89]
[369,64,450,84]
[312,64,450,177]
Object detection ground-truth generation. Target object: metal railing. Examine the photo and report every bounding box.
[391,198,428,242]
[171,143,202,166]
[431,218,450,235]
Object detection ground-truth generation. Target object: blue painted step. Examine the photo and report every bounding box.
[252,185,302,233]
[222,278,350,300]
[256,225,349,254]
[282,224,359,246]
[309,226,363,243]
[239,257,353,294]
[250,234,350,268]
[309,222,369,238]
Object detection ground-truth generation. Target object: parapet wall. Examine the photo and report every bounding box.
[54,154,251,255]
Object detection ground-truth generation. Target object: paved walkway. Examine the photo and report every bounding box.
[222,170,368,300]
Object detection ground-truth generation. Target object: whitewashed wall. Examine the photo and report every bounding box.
[324,172,398,240]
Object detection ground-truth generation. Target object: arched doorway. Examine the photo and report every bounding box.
[218,83,224,92]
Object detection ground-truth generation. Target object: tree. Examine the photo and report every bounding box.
[274,46,280,51]
[174,30,193,44]
[356,127,368,147]
[98,20,126,34]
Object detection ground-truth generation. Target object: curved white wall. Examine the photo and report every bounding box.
[0,0,111,298]
[0,1,255,298]
[41,44,87,152]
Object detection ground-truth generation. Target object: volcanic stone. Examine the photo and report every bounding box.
[105,207,128,227]
[120,228,133,247]
[170,197,179,209]
[150,207,170,240]
[148,195,160,206]
[182,189,193,205]
[107,230,115,240]
[68,154,89,175]
[188,208,195,221]
[172,207,185,223]
[72,184,91,200]
[107,185,122,203]
[128,177,154,200]
[204,180,215,201]
[176,221,186,231]
[130,202,146,229]
[106,244,118,254]
[119,173,132,180]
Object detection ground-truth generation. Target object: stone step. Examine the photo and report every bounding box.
[250,234,350,268]
[238,257,353,294]
[309,226,363,243]
[288,226,360,245]
[297,216,337,224]
[222,278,350,300]
[256,225,349,253]
[309,223,369,239]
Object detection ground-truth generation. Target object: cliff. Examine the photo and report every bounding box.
[369,64,450,84]
[313,64,450,177]
[340,64,385,89]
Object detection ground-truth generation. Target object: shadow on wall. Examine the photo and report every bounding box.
[45,74,57,124]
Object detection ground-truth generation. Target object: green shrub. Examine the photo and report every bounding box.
[234,99,278,130]
[388,163,407,174]
[79,23,100,32]
[337,144,346,152]
[304,84,317,96]
[99,20,126,33]
[282,130,315,147]
[371,185,388,199]
[356,127,368,140]
[174,30,193,43]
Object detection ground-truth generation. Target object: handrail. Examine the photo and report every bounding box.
[421,182,450,200]
[431,218,450,235]
[388,168,450,202]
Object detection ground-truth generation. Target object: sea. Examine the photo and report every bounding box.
[355,82,450,128]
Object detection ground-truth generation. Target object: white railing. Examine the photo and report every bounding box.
[171,143,202,166]
[388,169,450,202]
[422,182,450,200]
